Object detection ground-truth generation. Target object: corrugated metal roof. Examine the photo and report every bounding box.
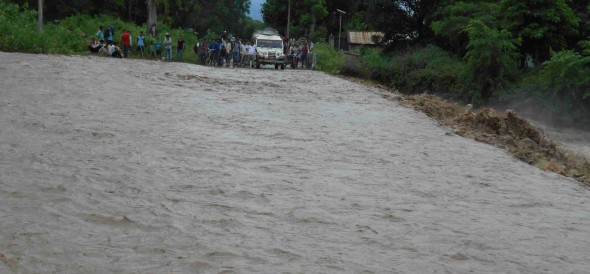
[347,31,384,45]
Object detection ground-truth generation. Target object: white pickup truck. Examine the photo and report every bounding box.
[252,28,286,70]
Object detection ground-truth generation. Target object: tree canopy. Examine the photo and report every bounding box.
[259,0,590,64]
[10,0,256,38]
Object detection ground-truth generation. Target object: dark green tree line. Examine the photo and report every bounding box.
[8,0,254,38]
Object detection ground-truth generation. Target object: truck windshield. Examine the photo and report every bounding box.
[257,40,282,49]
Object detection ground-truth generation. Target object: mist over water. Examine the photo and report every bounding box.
[1,52,589,273]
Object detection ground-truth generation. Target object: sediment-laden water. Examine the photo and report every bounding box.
[1,52,589,273]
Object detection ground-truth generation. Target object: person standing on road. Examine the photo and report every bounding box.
[219,40,227,66]
[225,38,233,67]
[154,37,163,60]
[208,40,219,66]
[137,31,145,57]
[232,38,241,68]
[240,41,248,66]
[164,33,173,61]
[121,30,131,58]
[198,39,208,65]
[247,41,257,68]
[176,35,185,62]
[300,43,308,69]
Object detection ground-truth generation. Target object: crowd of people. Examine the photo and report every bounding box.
[88,26,315,69]
[193,32,257,68]
[88,25,185,61]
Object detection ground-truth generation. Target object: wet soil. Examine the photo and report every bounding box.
[395,94,590,186]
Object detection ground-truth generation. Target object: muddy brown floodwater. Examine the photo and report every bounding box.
[1,52,590,273]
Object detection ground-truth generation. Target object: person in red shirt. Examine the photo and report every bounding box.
[300,44,308,69]
[121,30,131,58]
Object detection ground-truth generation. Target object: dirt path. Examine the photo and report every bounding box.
[1,52,589,273]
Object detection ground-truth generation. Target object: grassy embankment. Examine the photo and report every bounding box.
[0,1,201,62]
[313,43,590,186]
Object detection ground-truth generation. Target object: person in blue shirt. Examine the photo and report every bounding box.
[136,31,145,57]
[96,26,104,41]
[208,40,218,66]
[232,38,241,68]
[218,40,226,66]
[105,25,115,44]
[154,37,163,60]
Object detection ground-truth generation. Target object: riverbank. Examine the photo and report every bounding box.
[346,77,590,186]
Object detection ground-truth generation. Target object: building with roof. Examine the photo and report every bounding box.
[346,31,384,50]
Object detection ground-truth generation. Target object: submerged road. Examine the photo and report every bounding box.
[1,52,589,273]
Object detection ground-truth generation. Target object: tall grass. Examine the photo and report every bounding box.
[314,43,346,74]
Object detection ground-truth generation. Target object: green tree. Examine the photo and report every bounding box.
[537,50,590,121]
[364,0,440,47]
[500,0,580,64]
[345,11,370,31]
[431,0,501,56]
[262,0,326,40]
[304,0,328,40]
[462,19,519,102]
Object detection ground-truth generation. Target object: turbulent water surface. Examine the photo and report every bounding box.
[1,52,589,273]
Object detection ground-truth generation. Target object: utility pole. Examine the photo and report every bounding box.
[336,9,346,50]
[37,0,43,32]
[287,0,291,38]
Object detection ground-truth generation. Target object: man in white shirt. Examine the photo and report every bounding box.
[108,42,122,58]
[247,43,257,68]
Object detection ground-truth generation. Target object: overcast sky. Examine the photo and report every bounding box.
[249,0,266,21]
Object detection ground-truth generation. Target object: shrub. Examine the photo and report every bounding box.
[314,42,346,74]
[358,47,399,83]
[536,50,590,121]
[403,45,466,95]
[0,1,41,52]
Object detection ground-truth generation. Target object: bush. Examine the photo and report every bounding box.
[503,50,590,127]
[312,43,466,96]
[358,47,400,83]
[314,42,346,74]
[537,50,590,121]
[404,45,466,95]
[0,1,43,52]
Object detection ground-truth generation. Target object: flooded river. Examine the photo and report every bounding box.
[1,52,589,273]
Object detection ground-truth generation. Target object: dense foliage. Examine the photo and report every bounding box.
[0,0,207,63]
[7,0,258,38]
[265,0,590,126]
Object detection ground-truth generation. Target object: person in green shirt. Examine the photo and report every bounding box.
[153,37,163,60]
